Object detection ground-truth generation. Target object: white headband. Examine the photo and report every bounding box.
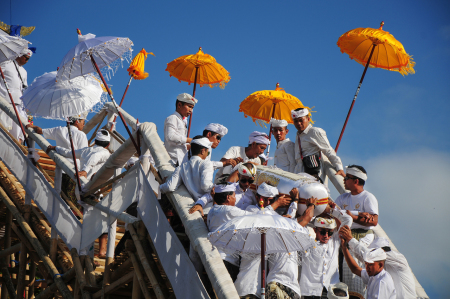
[368,237,390,250]
[345,166,368,181]
[269,118,288,128]
[204,123,228,136]
[95,130,110,142]
[249,131,270,145]
[177,93,198,106]
[291,108,309,120]
[257,182,279,197]
[214,183,236,194]
[191,137,213,149]
[314,217,337,229]
[126,157,139,168]
[21,48,32,57]
[236,163,256,178]
[363,248,387,263]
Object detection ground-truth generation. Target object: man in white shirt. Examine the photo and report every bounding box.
[215,131,270,183]
[164,93,196,165]
[269,118,295,173]
[341,245,396,299]
[291,108,345,179]
[0,48,32,142]
[300,205,353,299]
[339,228,416,299]
[335,165,379,299]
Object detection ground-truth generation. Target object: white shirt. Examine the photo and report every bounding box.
[181,148,223,170]
[274,138,296,173]
[300,208,353,296]
[207,205,256,266]
[43,126,88,168]
[195,182,257,211]
[349,239,416,299]
[0,60,27,105]
[294,124,343,173]
[267,252,301,297]
[215,146,261,183]
[334,190,379,230]
[56,145,111,180]
[361,269,396,299]
[164,112,188,165]
[160,156,214,200]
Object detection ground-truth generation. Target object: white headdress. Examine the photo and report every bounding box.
[21,48,33,57]
[95,130,110,142]
[214,183,236,194]
[327,282,349,299]
[314,217,337,229]
[126,157,139,168]
[368,237,390,250]
[291,108,309,120]
[249,131,270,145]
[345,166,368,181]
[257,182,279,197]
[191,137,213,149]
[204,123,228,136]
[235,163,256,178]
[68,111,88,122]
[363,248,387,263]
[177,93,198,106]
[269,118,288,128]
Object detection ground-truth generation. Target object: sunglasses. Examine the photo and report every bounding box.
[240,178,255,184]
[344,176,357,181]
[318,229,334,236]
[216,135,221,141]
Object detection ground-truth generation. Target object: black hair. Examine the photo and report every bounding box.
[213,184,234,205]
[176,99,191,110]
[333,289,347,297]
[259,156,266,164]
[381,246,391,252]
[68,118,80,126]
[202,129,218,138]
[94,130,110,148]
[347,164,367,186]
[190,135,207,156]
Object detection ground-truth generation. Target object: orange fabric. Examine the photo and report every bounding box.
[127,48,154,80]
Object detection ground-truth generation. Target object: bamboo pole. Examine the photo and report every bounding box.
[50,236,58,264]
[127,224,165,299]
[132,273,142,299]
[109,258,133,283]
[70,248,91,299]
[28,260,36,299]
[0,243,21,258]
[0,187,73,299]
[128,252,151,299]
[1,210,13,299]
[60,191,83,219]
[17,206,31,299]
[84,256,97,287]
[0,261,17,299]
[92,271,134,299]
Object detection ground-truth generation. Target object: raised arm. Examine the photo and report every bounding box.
[160,166,182,193]
[341,237,362,277]
[297,197,316,227]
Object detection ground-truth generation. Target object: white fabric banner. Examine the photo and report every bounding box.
[0,129,82,250]
[136,165,209,299]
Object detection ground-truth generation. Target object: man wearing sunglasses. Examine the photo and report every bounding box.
[300,202,353,299]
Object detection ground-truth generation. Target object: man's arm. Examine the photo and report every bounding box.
[285,142,297,173]
[313,129,345,176]
[347,211,378,227]
[54,146,82,159]
[341,237,362,277]
[297,197,317,227]
[188,193,213,216]
[339,225,367,263]
[164,117,188,145]
[200,161,214,193]
[160,166,182,193]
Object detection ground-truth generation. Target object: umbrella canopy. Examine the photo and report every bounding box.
[22,71,105,120]
[57,35,133,81]
[337,22,415,76]
[0,34,29,64]
[166,47,230,88]
[239,83,308,126]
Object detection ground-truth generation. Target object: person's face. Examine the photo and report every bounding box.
[75,119,85,131]
[177,102,194,118]
[256,194,273,207]
[365,261,384,276]
[272,127,288,142]
[207,132,221,149]
[343,174,358,190]
[293,116,310,132]
[226,192,236,206]
[248,142,267,158]
[314,227,334,244]
[238,174,254,191]
[16,55,30,66]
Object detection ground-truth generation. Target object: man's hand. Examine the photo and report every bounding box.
[282,214,292,218]
[336,170,345,177]
[305,197,317,207]
[26,124,43,135]
[210,187,215,197]
[346,210,358,220]
[222,159,237,167]
[358,212,376,224]
[275,195,291,208]
[235,157,244,164]
[186,137,192,143]
[340,235,346,248]
[46,145,56,154]
[289,188,299,201]
[78,171,88,178]
[189,204,204,216]
[339,225,353,243]
[186,144,191,150]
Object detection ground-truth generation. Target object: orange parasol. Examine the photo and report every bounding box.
[166,47,230,136]
[239,83,309,157]
[335,21,415,152]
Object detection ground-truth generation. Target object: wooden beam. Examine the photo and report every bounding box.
[0,242,21,258]
[84,256,97,287]
[92,271,134,299]
[1,210,13,299]
[0,260,17,299]
[17,206,31,299]
[109,258,132,283]
[128,252,152,299]
[70,248,91,299]
[28,260,36,299]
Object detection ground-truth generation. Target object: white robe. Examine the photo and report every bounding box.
[274,138,296,172]
[361,269,396,299]
[164,111,188,165]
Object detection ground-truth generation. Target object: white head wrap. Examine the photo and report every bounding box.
[368,237,390,250]
[327,282,349,299]
[314,217,337,229]
[177,93,198,106]
[21,48,32,57]
[236,163,256,178]
[259,153,273,161]
[214,183,236,194]
[95,130,110,142]
[345,166,368,181]
[249,131,270,145]
[363,248,387,263]
[126,157,139,168]
[204,123,228,136]
[68,111,88,122]
[291,108,309,120]
[257,182,279,198]
[78,33,96,43]
[191,137,213,149]
[269,118,288,128]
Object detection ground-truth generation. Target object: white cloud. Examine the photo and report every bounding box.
[330,148,450,298]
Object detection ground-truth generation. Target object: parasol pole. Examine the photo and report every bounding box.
[90,56,141,155]
[335,43,377,152]
[111,76,133,125]
[187,66,199,138]
[261,232,266,299]
[66,121,83,193]
[265,102,277,159]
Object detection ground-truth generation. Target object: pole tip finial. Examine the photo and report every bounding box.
[76,28,81,35]
[276,82,279,87]
[379,21,384,30]
[199,47,202,51]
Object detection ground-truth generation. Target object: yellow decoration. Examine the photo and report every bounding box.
[127,48,154,80]
[337,22,415,76]
[239,83,311,126]
[165,47,230,88]
[0,20,35,36]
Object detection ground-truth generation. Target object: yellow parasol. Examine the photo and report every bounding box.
[335,21,415,152]
[166,47,230,136]
[239,83,308,157]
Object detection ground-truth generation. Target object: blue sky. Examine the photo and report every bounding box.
[2,1,449,297]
